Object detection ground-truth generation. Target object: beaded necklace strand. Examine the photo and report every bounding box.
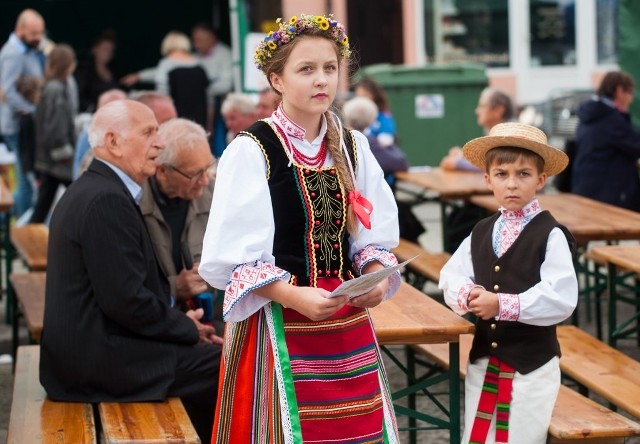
[274,122,327,168]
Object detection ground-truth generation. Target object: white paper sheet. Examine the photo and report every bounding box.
[327,256,418,299]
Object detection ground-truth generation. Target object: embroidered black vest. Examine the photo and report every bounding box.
[470,211,576,374]
[239,120,357,287]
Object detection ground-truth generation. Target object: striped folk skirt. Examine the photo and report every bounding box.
[211,299,399,443]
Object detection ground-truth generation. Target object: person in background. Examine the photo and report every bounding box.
[440,87,516,171]
[30,44,77,223]
[440,122,577,444]
[342,95,408,183]
[140,118,219,330]
[76,91,178,179]
[40,99,222,443]
[219,92,256,146]
[72,88,126,180]
[0,8,45,217]
[354,76,396,147]
[572,71,640,211]
[342,95,424,243]
[191,23,233,102]
[439,87,517,253]
[120,31,203,96]
[133,90,178,125]
[191,23,233,151]
[74,32,118,113]
[15,75,42,186]
[199,13,401,442]
[255,87,280,119]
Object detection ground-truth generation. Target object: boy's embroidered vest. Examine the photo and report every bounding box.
[470,211,575,374]
[239,120,358,287]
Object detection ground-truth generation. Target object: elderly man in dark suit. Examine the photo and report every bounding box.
[39,99,222,442]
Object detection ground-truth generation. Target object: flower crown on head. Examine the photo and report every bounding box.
[254,14,351,73]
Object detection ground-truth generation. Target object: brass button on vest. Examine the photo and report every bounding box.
[491,342,498,349]
[494,265,500,272]
[493,284,499,291]
[490,323,497,330]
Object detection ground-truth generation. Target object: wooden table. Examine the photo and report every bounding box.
[396,168,489,200]
[370,282,474,444]
[470,193,640,244]
[587,245,640,347]
[396,169,489,251]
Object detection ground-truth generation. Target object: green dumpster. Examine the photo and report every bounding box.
[358,63,488,167]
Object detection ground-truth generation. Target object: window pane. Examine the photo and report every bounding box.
[424,0,509,67]
[530,0,576,66]
[596,0,618,64]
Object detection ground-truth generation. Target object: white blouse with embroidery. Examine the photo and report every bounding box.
[199,111,401,322]
[438,200,578,326]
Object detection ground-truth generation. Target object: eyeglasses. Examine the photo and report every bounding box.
[167,162,215,181]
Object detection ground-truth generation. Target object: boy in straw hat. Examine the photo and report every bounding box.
[439,122,578,444]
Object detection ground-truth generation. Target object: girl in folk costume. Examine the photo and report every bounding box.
[438,123,579,444]
[199,14,401,444]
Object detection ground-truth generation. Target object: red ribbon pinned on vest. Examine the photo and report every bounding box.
[347,190,373,230]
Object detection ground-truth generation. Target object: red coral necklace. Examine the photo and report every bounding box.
[274,123,327,167]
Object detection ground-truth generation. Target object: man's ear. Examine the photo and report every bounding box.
[104,131,123,158]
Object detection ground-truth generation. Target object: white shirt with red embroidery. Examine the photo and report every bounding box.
[438,199,577,326]
[199,110,400,322]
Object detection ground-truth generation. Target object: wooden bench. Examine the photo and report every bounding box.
[10,223,49,271]
[392,238,451,288]
[557,325,640,419]
[8,345,97,443]
[98,398,200,443]
[411,334,640,442]
[8,346,201,443]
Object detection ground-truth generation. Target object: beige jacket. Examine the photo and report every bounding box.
[140,179,214,298]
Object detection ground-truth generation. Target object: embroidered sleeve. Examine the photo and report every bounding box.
[496,292,520,321]
[224,260,290,322]
[457,283,485,312]
[353,244,398,273]
[353,244,401,300]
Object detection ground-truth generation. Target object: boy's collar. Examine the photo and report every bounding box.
[500,198,541,219]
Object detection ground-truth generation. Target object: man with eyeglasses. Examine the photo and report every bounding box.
[140,118,218,322]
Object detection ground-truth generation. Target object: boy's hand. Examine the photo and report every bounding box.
[468,289,499,320]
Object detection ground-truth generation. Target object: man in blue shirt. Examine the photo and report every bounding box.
[0,9,45,217]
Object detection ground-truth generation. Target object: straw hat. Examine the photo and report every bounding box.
[462,122,569,176]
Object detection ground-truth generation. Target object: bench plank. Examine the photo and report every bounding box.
[392,238,451,283]
[10,223,49,271]
[8,345,96,444]
[99,398,200,444]
[558,325,640,418]
[412,333,640,442]
[10,272,46,341]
